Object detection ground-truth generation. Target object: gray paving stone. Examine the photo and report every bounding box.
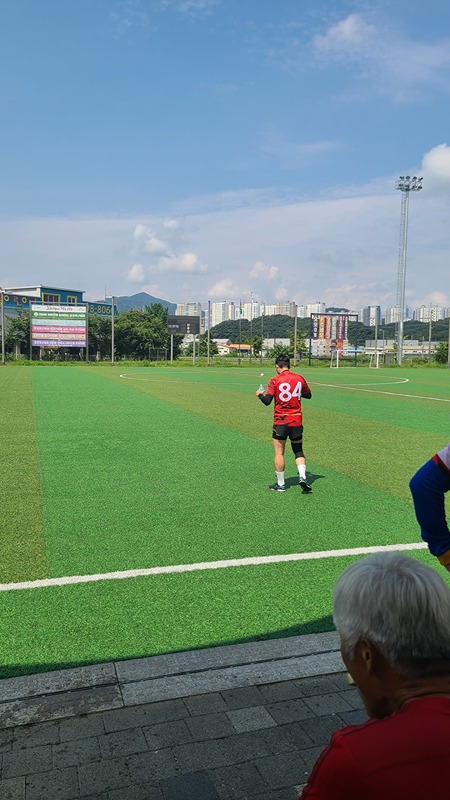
[12,720,60,750]
[275,722,314,751]
[101,700,189,733]
[0,686,122,729]
[209,762,269,800]
[172,740,230,772]
[257,682,306,704]
[0,775,25,800]
[25,766,80,800]
[265,699,316,725]
[337,689,365,709]
[186,713,235,741]
[258,789,300,800]
[98,728,148,760]
[143,720,193,750]
[298,715,340,746]
[161,771,221,799]
[2,743,52,778]
[219,728,296,766]
[293,675,345,697]
[184,694,228,717]
[329,672,353,691]
[298,745,325,773]
[115,633,339,684]
[78,757,131,796]
[127,748,179,784]
[0,727,14,752]
[60,715,106,742]
[302,692,354,716]
[108,784,164,800]
[0,664,117,703]
[53,736,102,768]
[338,709,368,725]
[255,751,304,790]
[226,706,277,733]
[219,687,265,710]
[120,652,343,707]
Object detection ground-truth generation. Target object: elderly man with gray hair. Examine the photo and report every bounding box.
[300,551,450,799]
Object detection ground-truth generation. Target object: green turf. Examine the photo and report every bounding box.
[0,368,47,581]
[1,364,449,678]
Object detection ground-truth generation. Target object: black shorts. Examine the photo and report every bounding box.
[272,424,303,442]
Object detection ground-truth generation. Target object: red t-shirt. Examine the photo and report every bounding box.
[266,370,311,426]
[300,696,450,799]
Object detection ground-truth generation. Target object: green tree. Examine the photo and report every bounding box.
[434,341,449,364]
[252,335,263,357]
[88,314,112,360]
[114,304,183,359]
[4,311,30,356]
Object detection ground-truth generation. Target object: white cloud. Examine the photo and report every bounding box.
[159,0,220,16]
[312,13,450,101]
[133,224,168,254]
[159,252,208,273]
[249,260,279,280]
[422,143,450,193]
[208,278,240,298]
[314,14,375,54]
[1,145,450,311]
[128,263,145,282]
[260,133,338,170]
[274,284,289,302]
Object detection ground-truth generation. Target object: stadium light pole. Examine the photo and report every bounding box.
[395,175,423,365]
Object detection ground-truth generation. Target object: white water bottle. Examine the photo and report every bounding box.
[258,383,265,393]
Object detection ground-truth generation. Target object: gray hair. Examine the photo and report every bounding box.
[333,552,450,677]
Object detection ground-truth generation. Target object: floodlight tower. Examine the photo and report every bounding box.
[395,175,423,364]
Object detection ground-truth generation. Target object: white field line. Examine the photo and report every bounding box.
[0,542,427,592]
[313,382,450,402]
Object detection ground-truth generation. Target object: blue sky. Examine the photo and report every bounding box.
[1,0,450,310]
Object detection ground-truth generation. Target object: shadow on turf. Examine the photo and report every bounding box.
[285,471,325,489]
[0,614,335,680]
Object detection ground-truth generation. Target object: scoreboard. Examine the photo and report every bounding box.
[167,315,200,334]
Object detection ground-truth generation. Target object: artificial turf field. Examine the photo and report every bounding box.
[1,364,449,679]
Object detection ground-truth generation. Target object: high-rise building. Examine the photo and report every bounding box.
[413,305,444,323]
[361,305,381,326]
[306,302,325,316]
[385,306,400,324]
[210,301,235,327]
[176,302,202,317]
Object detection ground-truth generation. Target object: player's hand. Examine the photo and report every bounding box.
[256,389,263,396]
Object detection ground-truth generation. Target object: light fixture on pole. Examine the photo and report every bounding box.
[395,175,423,365]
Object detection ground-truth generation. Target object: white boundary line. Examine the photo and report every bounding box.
[120,370,450,403]
[1,543,427,592]
[313,382,450,402]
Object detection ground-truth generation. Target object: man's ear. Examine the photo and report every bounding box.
[358,638,376,674]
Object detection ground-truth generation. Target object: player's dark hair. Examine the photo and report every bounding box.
[275,354,290,369]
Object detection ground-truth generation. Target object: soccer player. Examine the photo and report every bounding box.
[409,443,450,572]
[256,354,312,493]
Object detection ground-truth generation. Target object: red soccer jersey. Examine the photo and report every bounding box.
[266,369,311,426]
[300,696,450,800]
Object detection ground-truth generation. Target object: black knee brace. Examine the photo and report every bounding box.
[291,439,304,459]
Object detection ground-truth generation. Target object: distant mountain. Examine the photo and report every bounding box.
[117,292,177,314]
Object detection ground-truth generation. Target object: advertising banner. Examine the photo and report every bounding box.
[31,304,87,348]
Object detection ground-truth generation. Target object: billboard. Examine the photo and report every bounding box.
[87,301,117,317]
[31,304,87,348]
[167,315,200,334]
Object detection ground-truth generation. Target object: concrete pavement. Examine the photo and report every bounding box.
[0,632,367,799]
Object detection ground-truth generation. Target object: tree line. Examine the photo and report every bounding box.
[4,304,185,360]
